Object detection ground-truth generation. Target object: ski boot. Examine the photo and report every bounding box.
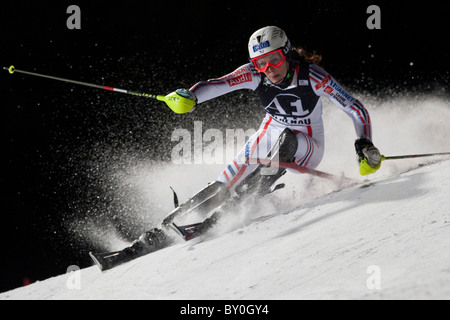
[90,228,172,271]
[171,210,223,240]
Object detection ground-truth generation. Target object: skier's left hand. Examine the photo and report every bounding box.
[355,137,382,176]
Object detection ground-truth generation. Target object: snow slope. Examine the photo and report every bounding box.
[2,159,450,300]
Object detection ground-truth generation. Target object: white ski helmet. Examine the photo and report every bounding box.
[248,26,291,59]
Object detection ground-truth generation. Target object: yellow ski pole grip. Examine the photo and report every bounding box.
[162,91,196,114]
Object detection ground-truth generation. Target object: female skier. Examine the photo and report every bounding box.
[91,26,382,270]
[162,26,382,224]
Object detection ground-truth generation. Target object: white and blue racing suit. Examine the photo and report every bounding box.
[190,59,372,191]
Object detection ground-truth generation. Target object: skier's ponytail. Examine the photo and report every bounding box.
[290,46,323,68]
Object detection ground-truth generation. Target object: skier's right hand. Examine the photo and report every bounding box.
[163,89,197,114]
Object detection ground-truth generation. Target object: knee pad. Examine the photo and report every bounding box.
[269,128,298,162]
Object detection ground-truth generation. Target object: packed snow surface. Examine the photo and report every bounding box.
[2,158,450,300]
[2,95,449,299]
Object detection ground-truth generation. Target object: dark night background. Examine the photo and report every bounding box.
[1,1,448,293]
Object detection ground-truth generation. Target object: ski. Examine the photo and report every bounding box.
[89,228,173,271]
[89,222,206,271]
[89,248,146,272]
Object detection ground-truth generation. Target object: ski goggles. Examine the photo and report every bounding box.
[251,49,286,73]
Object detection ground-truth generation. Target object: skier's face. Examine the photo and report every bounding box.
[264,59,289,84]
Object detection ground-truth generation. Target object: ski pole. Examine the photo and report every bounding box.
[382,152,450,161]
[4,65,195,114]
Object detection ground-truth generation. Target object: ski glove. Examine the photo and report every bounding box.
[164,89,197,114]
[355,137,382,176]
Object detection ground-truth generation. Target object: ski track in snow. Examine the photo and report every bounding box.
[1,159,450,300]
